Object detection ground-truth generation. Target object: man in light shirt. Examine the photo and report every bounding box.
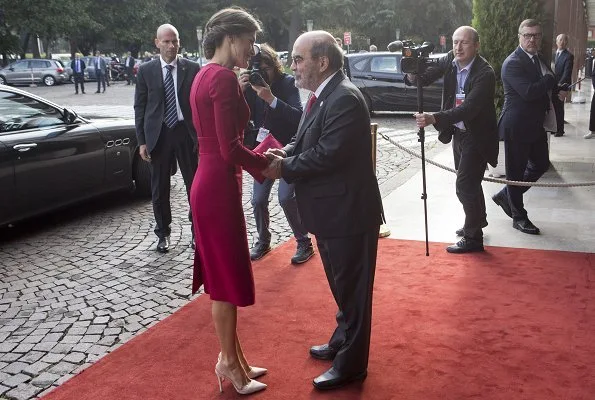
[406,26,498,253]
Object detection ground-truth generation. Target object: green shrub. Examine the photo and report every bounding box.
[472,0,545,113]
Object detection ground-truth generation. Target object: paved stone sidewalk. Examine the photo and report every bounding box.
[1,85,439,399]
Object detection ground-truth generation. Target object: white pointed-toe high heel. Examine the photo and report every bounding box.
[218,352,267,379]
[215,361,267,395]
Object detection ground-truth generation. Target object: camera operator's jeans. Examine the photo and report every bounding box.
[251,177,310,247]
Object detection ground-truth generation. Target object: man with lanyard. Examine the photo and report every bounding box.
[406,25,498,253]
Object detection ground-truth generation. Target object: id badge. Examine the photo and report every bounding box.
[256,127,270,142]
[455,93,465,107]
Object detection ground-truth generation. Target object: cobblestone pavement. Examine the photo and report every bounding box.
[0,82,439,399]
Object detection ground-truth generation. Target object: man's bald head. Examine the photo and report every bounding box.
[295,30,344,72]
[156,24,179,40]
[291,30,343,91]
[453,26,479,43]
[155,24,180,63]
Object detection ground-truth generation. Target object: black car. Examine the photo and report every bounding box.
[0,85,151,226]
[344,51,443,113]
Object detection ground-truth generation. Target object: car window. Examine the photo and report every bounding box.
[352,59,368,72]
[0,91,64,133]
[30,60,49,69]
[11,61,29,70]
[370,56,399,73]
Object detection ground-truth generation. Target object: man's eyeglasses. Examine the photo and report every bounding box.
[519,33,542,40]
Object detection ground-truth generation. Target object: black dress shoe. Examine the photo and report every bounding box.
[156,237,170,253]
[309,344,337,360]
[313,367,367,390]
[492,192,512,219]
[554,132,564,137]
[446,237,484,253]
[513,219,540,235]
[455,220,488,236]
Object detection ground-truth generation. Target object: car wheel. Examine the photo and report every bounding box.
[133,153,152,197]
[43,75,56,86]
[0,76,6,85]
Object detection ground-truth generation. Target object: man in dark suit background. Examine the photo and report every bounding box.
[263,30,383,390]
[124,51,135,85]
[492,19,556,235]
[552,33,574,137]
[406,26,498,253]
[586,51,595,140]
[70,53,86,94]
[94,51,108,93]
[134,24,200,252]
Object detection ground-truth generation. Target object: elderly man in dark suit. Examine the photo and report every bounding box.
[134,24,200,252]
[406,26,498,253]
[263,30,383,391]
[492,19,556,235]
[552,33,574,137]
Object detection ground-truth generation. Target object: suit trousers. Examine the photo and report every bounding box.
[452,129,487,240]
[499,135,549,220]
[251,177,310,247]
[149,122,198,238]
[73,73,85,93]
[96,72,106,92]
[552,94,565,134]
[316,228,379,376]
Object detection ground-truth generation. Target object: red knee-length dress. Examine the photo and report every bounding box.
[189,63,269,307]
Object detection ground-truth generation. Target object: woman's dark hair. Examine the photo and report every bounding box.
[203,7,261,59]
[259,43,283,78]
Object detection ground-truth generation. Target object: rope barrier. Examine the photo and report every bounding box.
[377,131,595,188]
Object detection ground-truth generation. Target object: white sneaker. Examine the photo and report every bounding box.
[584,132,595,139]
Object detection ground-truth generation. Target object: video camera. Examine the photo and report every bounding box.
[247,44,267,87]
[387,40,438,74]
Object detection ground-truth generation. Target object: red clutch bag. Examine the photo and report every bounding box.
[246,134,282,183]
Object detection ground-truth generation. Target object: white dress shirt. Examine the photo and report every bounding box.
[159,56,184,121]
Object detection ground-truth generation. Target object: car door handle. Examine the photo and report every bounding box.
[13,143,38,152]
[364,75,374,80]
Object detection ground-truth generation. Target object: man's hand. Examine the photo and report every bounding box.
[264,148,286,159]
[238,72,251,92]
[139,144,151,162]
[557,90,568,102]
[251,82,275,105]
[262,155,283,180]
[414,112,436,128]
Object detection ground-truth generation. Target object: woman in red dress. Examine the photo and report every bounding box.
[189,7,269,396]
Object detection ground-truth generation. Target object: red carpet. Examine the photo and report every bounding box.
[42,239,595,400]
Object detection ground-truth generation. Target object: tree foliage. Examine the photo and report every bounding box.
[472,0,545,111]
[0,0,473,59]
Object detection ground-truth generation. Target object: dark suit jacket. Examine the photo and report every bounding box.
[70,59,86,74]
[498,46,556,143]
[134,57,201,153]
[407,51,499,167]
[245,73,303,145]
[554,49,574,85]
[280,72,383,238]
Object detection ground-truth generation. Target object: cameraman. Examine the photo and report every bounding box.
[239,44,314,264]
[405,26,498,254]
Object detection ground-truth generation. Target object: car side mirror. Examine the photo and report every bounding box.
[62,108,77,124]
[8,67,14,71]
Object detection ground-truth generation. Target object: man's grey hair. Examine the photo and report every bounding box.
[156,24,179,39]
[310,37,344,71]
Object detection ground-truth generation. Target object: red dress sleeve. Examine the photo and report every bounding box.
[210,68,269,171]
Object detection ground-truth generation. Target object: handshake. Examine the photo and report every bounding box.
[261,148,286,180]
